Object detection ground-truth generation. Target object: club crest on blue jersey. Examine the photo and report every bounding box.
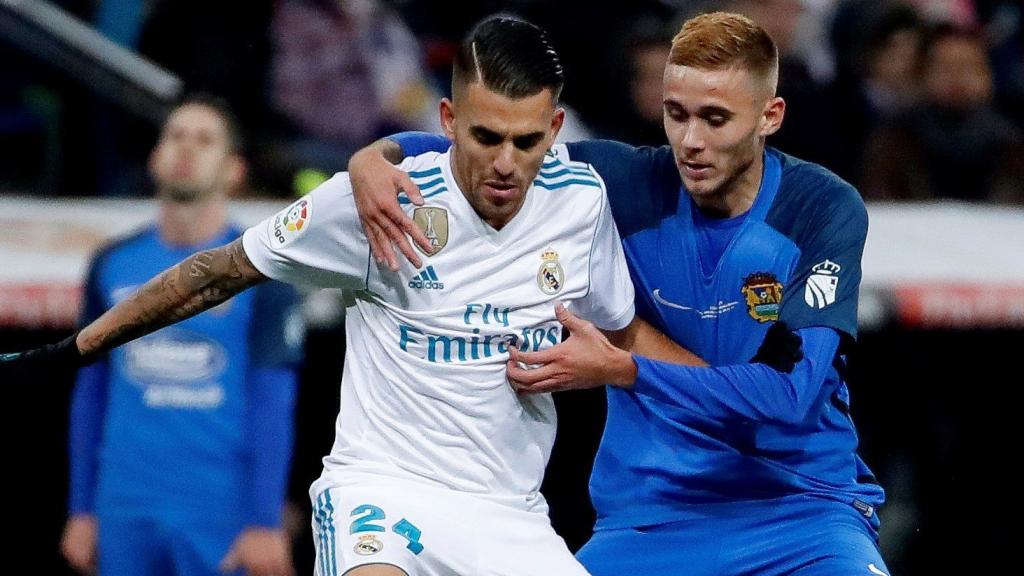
[741,272,783,322]
[413,206,448,256]
[270,197,311,248]
[804,259,841,309]
[537,249,565,295]
[354,534,383,555]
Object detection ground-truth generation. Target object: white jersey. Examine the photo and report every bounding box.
[243,149,634,509]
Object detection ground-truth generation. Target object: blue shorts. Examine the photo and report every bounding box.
[98,512,243,576]
[578,497,889,576]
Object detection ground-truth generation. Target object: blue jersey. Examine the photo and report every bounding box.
[558,140,884,530]
[69,225,301,525]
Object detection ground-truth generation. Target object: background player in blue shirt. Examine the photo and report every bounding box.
[60,97,303,576]
[345,11,888,576]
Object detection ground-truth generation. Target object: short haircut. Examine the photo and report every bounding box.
[452,15,565,100]
[668,12,778,92]
[166,93,244,154]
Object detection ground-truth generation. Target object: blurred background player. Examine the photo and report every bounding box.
[59,95,303,576]
[860,22,1024,203]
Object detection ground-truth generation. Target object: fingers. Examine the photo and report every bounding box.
[507,359,562,386]
[363,217,396,271]
[365,210,422,271]
[378,209,422,269]
[510,344,560,366]
[554,303,586,332]
[510,375,568,395]
[392,174,433,254]
[399,173,424,206]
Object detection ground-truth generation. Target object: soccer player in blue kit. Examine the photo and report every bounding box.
[346,11,889,576]
[59,97,302,576]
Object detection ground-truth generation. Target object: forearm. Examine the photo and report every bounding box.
[631,327,839,426]
[610,317,706,367]
[77,238,265,356]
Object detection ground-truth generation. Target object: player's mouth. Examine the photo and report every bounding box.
[483,181,520,203]
[680,160,713,180]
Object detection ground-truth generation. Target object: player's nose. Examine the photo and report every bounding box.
[493,145,515,177]
[680,123,706,151]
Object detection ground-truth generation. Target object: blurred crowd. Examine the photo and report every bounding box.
[2,0,1022,203]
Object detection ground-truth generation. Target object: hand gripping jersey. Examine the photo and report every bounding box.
[243,149,634,509]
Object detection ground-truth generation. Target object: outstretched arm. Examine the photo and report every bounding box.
[628,327,837,427]
[507,306,805,410]
[77,237,266,356]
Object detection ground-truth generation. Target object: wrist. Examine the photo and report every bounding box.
[348,146,381,174]
[610,349,638,389]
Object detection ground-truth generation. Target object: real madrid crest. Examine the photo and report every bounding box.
[537,249,565,295]
[740,272,783,322]
[412,206,449,256]
[354,534,383,555]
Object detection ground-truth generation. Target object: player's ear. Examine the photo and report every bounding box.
[549,107,565,144]
[759,96,785,137]
[440,98,456,140]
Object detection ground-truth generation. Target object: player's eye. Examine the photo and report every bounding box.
[472,129,502,146]
[513,134,543,151]
[706,115,727,127]
[665,106,686,122]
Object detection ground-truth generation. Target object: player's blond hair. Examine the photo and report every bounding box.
[669,12,779,94]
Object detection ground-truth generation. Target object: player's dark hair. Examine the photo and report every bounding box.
[167,92,245,154]
[452,15,565,100]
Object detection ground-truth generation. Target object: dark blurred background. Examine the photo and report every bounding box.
[2,0,1022,574]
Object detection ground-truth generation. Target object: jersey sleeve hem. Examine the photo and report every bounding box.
[594,302,635,332]
[241,227,283,282]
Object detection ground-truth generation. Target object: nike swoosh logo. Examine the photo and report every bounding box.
[868,563,889,576]
[652,289,739,319]
[652,289,694,311]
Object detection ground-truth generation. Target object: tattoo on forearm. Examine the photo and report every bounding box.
[78,238,264,356]
[188,251,214,278]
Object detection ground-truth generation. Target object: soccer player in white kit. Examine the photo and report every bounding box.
[243,18,637,575]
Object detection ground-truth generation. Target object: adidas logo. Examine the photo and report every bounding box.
[408,265,445,290]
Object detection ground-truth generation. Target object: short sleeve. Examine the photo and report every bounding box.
[242,173,370,290]
[777,185,868,340]
[572,181,635,331]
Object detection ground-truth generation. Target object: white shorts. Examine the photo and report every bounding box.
[310,474,590,576]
